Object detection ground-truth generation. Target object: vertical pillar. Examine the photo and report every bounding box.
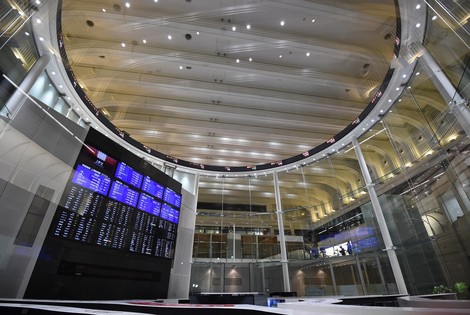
[328,259,337,295]
[273,172,291,292]
[352,137,408,295]
[355,255,367,295]
[1,54,51,119]
[376,254,387,293]
[415,43,470,136]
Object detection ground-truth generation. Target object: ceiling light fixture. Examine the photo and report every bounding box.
[306,52,310,56]
[125,2,130,8]
[35,0,41,4]
[279,55,282,58]
[25,32,30,36]
[416,23,421,28]
[142,39,147,44]
[432,15,437,20]
[167,35,172,40]
[236,59,240,63]
[39,36,44,41]
[416,4,421,9]
[249,58,252,62]
[36,18,42,24]
[311,19,315,23]
[280,20,285,26]
[246,24,251,30]
[121,42,126,47]
[232,26,236,31]
[102,8,106,12]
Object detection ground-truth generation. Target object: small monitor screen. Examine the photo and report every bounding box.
[142,176,165,200]
[137,193,162,216]
[160,204,180,224]
[115,162,143,189]
[72,164,111,195]
[163,187,182,209]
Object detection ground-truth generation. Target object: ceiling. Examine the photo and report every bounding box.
[59,0,398,169]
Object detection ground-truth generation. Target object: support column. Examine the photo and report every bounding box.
[352,137,408,295]
[328,259,337,295]
[355,255,367,295]
[415,43,470,136]
[1,54,51,119]
[273,172,291,292]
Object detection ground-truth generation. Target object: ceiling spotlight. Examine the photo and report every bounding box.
[121,42,126,47]
[248,58,252,62]
[125,2,130,8]
[402,74,407,78]
[416,23,421,28]
[232,26,236,31]
[246,24,251,30]
[35,0,41,4]
[236,59,240,63]
[167,35,172,40]
[280,20,285,26]
[51,71,56,75]
[306,52,310,56]
[38,36,44,41]
[416,4,421,9]
[196,31,200,35]
[432,15,437,20]
[102,8,106,12]
[416,72,420,76]
[59,85,63,89]
[154,0,159,2]
[142,39,147,44]
[279,55,283,58]
[311,19,315,23]
[179,66,183,70]
[36,18,42,24]
[24,31,30,36]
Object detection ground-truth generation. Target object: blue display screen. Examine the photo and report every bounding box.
[141,176,164,199]
[72,164,111,195]
[108,181,139,207]
[160,204,180,224]
[115,162,143,188]
[163,187,182,209]
[137,193,161,216]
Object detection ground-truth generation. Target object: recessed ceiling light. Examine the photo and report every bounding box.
[249,58,252,62]
[142,39,147,44]
[246,24,251,30]
[125,2,130,8]
[388,99,392,102]
[39,36,44,41]
[402,74,407,78]
[154,0,159,2]
[416,72,420,76]
[167,35,172,40]
[25,31,30,36]
[396,87,399,91]
[279,55,282,58]
[306,52,310,56]
[196,31,200,35]
[67,97,71,100]
[35,0,41,4]
[280,20,285,26]
[416,4,421,9]
[51,71,56,75]
[416,23,421,28]
[36,18,42,24]
[59,85,63,88]
[102,8,106,12]
[311,19,315,23]
[179,66,183,70]
[76,108,80,111]
[432,15,437,20]
[121,42,125,47]
[236,59,240,63]
[85,117,90,121]
[232,26,236,31]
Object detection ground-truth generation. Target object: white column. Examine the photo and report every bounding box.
[273,172,291,292]
[352,137,408,295]
[1,54,51,119]
[415,43,470,136]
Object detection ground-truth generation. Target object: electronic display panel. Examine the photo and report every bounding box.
[50,134,182,260]
[163,187,182,208]
[160,203,180,224]
[141,176,164,200]
[115,162,143,189]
